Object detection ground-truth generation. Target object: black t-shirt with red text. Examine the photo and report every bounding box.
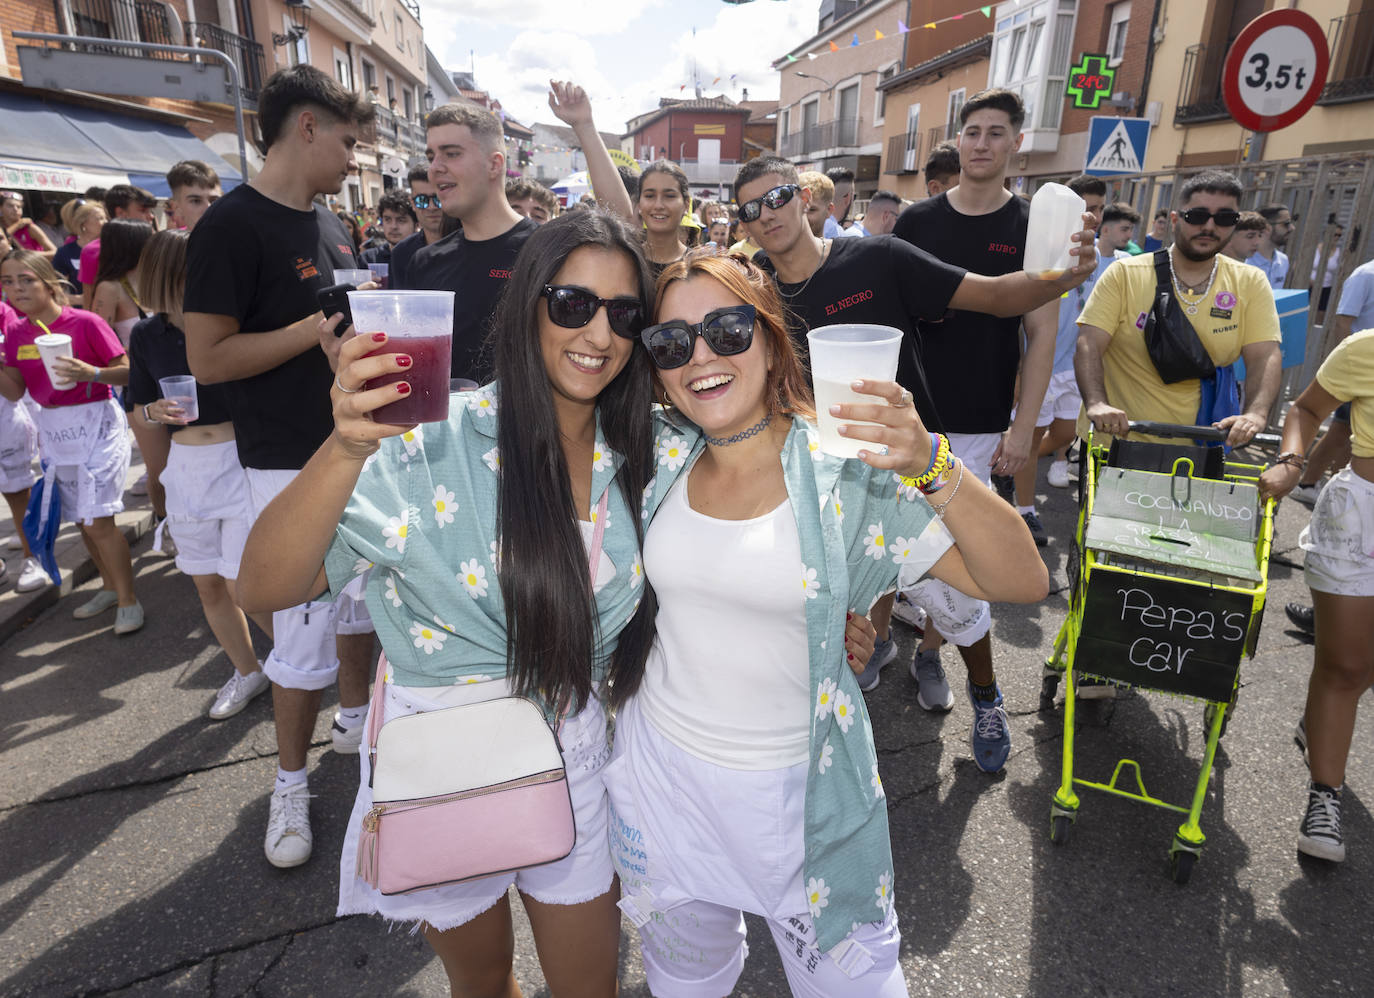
[403,217,536,381]
[184,184,358,469]
[760,235,965,431]
[892,192,1030,434]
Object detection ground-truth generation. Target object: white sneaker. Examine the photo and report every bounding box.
[890,593,927,635]
[4,533,21,550]
[1047,460,1071,488]
[15,557,48,593]
[208,668,270,720]
[265,782,313,868]
[331,713,365,753]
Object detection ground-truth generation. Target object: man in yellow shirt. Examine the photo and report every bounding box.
[1076,170,1282,447]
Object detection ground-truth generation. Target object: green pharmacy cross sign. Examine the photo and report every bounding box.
[1067,53,1116,109]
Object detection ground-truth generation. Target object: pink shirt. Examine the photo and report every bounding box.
[77,238,101,286]
[12,225,46,252]
[2,306,124,407]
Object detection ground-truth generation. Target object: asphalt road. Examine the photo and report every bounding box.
[1,467,1369,998]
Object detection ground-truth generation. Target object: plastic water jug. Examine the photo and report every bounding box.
[1024,183,1086,280]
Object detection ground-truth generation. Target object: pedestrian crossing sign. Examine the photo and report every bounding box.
[1084,116,1151,176]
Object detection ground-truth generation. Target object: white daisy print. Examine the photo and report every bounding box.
[833,496,844,523]
[383,573,403,608]
[875,872,894,916]
[482,447,500,473]
[381,513,409,553]
[410,621,447,654]
[462,674,493,684]
[458,559,489,598]
[352,556,373,576]
[467,388,497,416]
[806,878,830,918]
[805,433,823,461]
[817,739,834,775]
[889,537,921,563]
[815,678,837,720]
[833,689,856,733]
[592,445,612,472]
[489,539,500,567]
[863,523,887,560]
[657,435,688,471]
[801,565,820,600]
[397,425,423,461]
[589,500,610,529]
[894,472,919,502]
[361,451,379,473]
[432,485,456,527]
[630,553,643,590]
[871,762,885,798]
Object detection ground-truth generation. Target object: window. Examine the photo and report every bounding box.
[362,60,376,92]
[989,0,1077,132]
[395,14,405,50]
[781,107,791,137]
[403,88,413,119]
[874,63,897,124]
[333,49,353,90]
[837,82,859,145]
[386,76,396,104]
[903,103,921,171]
[946,87,966,138]
[1107,2,1132,65]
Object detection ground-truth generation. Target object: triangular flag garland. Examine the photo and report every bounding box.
[897,20,909,32]
[875,30,884,40]
[829,40,839,52]
[851,33,859,47]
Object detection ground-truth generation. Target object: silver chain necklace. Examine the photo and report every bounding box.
[779,239,831,300]
[704,413,772,447]
[1167,247,1218,315]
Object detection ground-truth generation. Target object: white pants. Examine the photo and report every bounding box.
[337,676,615,929]
[606,700,908,998]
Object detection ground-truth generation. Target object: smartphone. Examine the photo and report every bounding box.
[317,283,355,336]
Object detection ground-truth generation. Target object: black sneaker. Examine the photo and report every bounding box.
[1298,782,1344,862]
[1022,510,1048,547]
[1285,602,1315,634]
[992,474,1015,504]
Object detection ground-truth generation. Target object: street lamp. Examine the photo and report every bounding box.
[795,71,833,89]
[424,87,435,113]
[271,0,312,47]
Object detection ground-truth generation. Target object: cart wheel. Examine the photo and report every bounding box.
[1050,814,1073,845]
[1039,673,1061,713]
[1170,849,1197,885]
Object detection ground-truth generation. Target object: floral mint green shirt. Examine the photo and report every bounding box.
[323,384,645,692]
[642,412,954,955]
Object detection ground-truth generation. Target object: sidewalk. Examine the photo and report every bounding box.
[0,452,155,644]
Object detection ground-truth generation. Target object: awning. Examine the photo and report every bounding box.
[0,91,241,196]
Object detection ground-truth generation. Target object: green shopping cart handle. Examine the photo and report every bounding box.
[1128,421,1282,447]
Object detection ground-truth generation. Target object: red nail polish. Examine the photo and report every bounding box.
[372,332,387,342]
[395,355,412,368]
[396,383,411,395]
[846,612,852,620]
[847,653,854,661]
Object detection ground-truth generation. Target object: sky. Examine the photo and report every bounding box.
[422,0,822,135]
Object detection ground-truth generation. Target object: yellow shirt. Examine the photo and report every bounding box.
[729,237,762,258]
[1077,252,1279,441]
[1316,329,1374,458]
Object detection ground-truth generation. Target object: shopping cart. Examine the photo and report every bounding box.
[1040,421,1279,883]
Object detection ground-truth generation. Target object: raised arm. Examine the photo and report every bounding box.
[237,331,414,612]
[548,81,634,222]
[949,213,1099,317]
[184,310,325,384]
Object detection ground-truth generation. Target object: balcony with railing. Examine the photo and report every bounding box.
[925,122,958,153]
[884,133,920,175]
[778,117,860,159]
[186,21,265,103]
[1174,43,1230,125]
[1319,8,1374,105]
[678,158,741,186]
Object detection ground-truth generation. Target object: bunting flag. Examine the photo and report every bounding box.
[807,52,816,60]
[786,54,798,62]
[982,5,992,13]
[829,40,839,52]
[875,29,884,40]
[924,22,936,28]
[712,77,721,84]
[851,33,859,47]
[897,20,909,32]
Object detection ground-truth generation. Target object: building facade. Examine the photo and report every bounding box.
[622,95,752,200]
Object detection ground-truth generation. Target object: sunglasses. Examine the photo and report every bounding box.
[639,305,756,370]
[412,194,440,209]
[738,184,800,223]
[542,285,646,338]
[1178,207,1241,227]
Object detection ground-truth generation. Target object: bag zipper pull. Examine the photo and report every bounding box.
[357,805,384,886]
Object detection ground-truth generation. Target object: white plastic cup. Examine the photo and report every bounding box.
[333,268,373,287]
[159,375,199,422]
[366,262,390,289]
[347,290,456,424]
[1024,182,1086,280]
[806,324,903,458]
[35,332,75,390]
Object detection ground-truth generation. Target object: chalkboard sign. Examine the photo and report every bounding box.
[1076,568,1253,702]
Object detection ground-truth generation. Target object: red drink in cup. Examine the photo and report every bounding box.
[347,290,456,425]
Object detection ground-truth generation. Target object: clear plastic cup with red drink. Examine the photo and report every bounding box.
[347,290,455,425]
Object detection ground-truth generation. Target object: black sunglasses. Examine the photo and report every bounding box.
[1179,207,1241,227]
[639,305,756,370]
[542,285,645,339]
[739,184,800,223]
[412,194,439,209]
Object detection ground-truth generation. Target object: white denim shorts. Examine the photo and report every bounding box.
[0,397,39,493]
[161,438,252,578]
[1300,467,1374,597]
[605,700,907,998]
[337,676,615,930]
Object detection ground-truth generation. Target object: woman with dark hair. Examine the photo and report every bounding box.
[92,219,153,348]
[605,253,1048,996]
[639,159,691,278]
[336,210,364,257]
[237,208,662,996]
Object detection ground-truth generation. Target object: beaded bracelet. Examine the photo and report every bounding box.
[930,459,965,517]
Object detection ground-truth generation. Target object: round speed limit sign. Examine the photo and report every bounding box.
[1222,9,1329,132]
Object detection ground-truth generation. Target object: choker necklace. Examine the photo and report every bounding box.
[1167,248,1218,315]
[705,413,772,446]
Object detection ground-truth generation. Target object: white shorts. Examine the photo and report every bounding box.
[161,438,252,578]
[337,677,615,930]
[1300,467,1374,597]
[0,398,40,493]
[41,399,130,523]
[1028,369,1081,426]
[246,467,345,690]
[606,700,907,998]
[946,432,999,486]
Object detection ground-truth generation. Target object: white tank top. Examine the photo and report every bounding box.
[637,471,811,770]
[112,315,139,349]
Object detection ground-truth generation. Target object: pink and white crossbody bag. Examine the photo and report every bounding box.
[356,492,609,895]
